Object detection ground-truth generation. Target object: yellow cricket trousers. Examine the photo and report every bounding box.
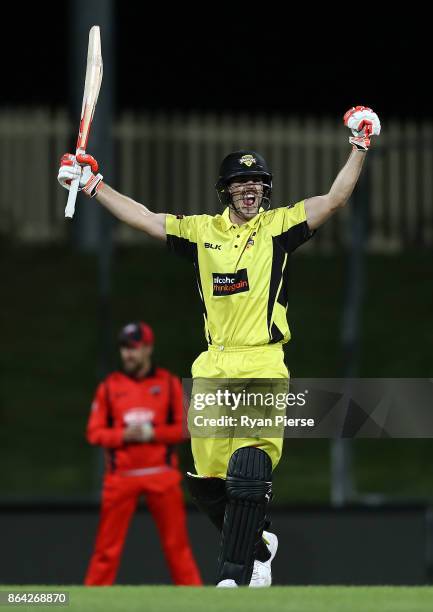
[189,344,289,478]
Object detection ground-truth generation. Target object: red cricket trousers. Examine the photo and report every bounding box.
[84,469,202,585]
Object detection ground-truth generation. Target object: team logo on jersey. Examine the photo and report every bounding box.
[150,385,161,395]
[124,408,154,425]
[239,154,256,168]
[213,268,249,296]
[246,238,255,249]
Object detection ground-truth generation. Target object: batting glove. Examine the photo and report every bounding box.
[57,153,103,198]
[343,106,381,151]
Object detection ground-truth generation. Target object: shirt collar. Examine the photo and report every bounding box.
[220,207,263,232]
[122,363,156,381]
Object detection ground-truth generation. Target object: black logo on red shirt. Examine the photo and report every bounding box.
[213,268,249,296]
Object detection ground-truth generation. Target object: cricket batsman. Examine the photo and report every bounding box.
[84,321,202,586]
[58,106,381,587]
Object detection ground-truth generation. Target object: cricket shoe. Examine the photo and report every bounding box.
[216,579,238,588]
[249,531,278,588]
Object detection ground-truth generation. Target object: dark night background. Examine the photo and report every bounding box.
[2,5,428,117]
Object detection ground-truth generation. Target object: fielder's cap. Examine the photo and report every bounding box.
[118,321,154,348]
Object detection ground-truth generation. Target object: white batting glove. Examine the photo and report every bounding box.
[343,106,381,151]
[57,153,103,198]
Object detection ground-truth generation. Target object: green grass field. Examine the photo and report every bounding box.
[2,585,433,612]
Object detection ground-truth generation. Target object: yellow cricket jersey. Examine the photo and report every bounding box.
[165,202,314,348]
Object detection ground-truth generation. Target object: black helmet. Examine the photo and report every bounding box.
[215,150,273,211]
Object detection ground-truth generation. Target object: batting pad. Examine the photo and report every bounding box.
[216,446,272,585]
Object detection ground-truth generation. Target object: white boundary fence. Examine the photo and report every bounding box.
[0,109,432,250]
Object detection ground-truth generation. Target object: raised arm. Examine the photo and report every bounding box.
[96,182,166,241]
[58,152,166,241]
[304,148,367,230]
[304,106,381,231]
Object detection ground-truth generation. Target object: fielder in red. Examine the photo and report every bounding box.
[84,321,202,586]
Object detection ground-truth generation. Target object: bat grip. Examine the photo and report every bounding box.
[65,176,80,219]
[64,147,86,219]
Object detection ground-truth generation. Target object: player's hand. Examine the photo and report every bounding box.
[123,424,145,443]
[57,152,103,198]
[123,423,154,443]
[139,422,154,442]
[343,106,381,151]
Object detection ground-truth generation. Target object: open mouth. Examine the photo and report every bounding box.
[242,189,257,207]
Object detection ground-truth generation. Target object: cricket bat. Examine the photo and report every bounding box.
[65,25,103,219]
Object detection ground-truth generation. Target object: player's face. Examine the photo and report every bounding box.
[120,344,153,375]
[228,178,264,219]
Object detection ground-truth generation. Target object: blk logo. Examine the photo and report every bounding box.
[205,243,222,250]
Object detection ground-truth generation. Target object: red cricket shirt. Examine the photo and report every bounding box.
[86,366,186,475]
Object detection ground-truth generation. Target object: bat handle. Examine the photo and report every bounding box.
[64,148,85,219]
[65,177,80,219]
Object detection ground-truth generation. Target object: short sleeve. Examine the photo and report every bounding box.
[165,214,199,260]
[265,200,315,253]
